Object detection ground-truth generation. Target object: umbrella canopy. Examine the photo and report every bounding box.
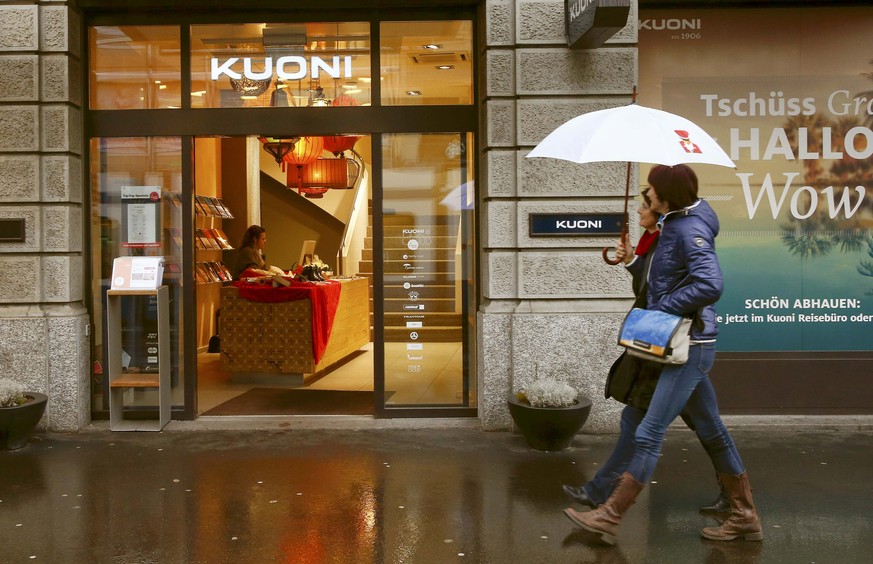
[526,103,734,265]
[526,104,735,168]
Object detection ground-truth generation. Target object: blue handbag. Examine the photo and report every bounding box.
[618,308,692,365]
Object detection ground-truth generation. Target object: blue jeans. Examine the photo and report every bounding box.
[627,342,744,483]
[584,405,645,505]
[584,343,744,502]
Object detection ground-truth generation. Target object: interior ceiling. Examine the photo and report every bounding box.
[77,0,480,10]
[77,0,863,8]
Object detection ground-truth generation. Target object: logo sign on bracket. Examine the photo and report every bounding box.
[529,213,624,237]
[566,0,631,50]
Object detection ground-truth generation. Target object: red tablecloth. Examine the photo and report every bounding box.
[231,276,342,364]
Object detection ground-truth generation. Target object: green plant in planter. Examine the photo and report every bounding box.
[0,378,27,407]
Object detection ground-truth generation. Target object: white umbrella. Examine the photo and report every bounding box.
[526,103,735,263]
[526,104,735,168]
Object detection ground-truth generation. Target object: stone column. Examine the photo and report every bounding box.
[479,0,639,432]
[0,1,88,431]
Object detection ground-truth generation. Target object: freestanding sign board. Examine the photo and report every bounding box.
[566,0,631,50]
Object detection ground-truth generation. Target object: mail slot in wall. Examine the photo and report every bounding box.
[0,218,26,242]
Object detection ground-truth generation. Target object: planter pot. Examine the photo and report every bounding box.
[0,392,47,450]
[507,395,592,452]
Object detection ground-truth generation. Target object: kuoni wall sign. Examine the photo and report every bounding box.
[210,56,353,81]
[529,213,624,236]
[566,0,631,49]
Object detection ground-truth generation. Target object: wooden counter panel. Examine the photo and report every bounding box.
[314,277,370,372]
[220,277,370,375]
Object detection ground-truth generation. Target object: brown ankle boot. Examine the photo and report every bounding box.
[564,472,645,545]
[701,472,764,541]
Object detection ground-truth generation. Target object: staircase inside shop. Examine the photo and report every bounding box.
[357,202,463,342]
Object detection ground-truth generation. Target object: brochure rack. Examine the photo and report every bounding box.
[107,286,170,431]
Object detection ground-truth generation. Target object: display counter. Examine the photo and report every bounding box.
[220,277,369,378]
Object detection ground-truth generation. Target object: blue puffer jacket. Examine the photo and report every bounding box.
[627,199,723,341]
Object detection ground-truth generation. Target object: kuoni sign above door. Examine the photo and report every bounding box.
[566,0,631,49]
[529,213,624,237]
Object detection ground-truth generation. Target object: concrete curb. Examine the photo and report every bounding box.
[67,414,873,434]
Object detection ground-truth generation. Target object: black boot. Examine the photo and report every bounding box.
[699,489,730,520]
[562,484,598,508]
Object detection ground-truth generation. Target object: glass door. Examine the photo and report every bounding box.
[377,132,477,414]
[89,137,187,414]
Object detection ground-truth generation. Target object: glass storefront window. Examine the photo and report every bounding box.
[380,21,473,106]
[89,137,186,412]
[89,26,181,110]
[191,22,371,108]
[381,132,477,407]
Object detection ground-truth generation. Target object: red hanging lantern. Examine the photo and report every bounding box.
[297,158,349,189]
[331,94,359,107]
[299,187,329,199]
[284,136,325,193]
[322,135,360,157]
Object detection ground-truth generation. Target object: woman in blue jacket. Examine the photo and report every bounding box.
[562,188,728,517]
[564,164,763,544]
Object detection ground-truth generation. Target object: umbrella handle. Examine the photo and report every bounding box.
[602,247,623,266]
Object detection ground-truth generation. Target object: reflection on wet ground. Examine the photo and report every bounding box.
[1,427,871,563]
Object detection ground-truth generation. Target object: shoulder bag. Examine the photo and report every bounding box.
[604,351,664,409]
[618,308,692,365]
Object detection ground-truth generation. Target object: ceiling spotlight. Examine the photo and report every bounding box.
[406,90,422,96]
[436,65,454,70]
[422,44,441,50]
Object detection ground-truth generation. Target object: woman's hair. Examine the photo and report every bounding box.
[240,225,266,249]
[640,187,652,207]
[647,164,698,211]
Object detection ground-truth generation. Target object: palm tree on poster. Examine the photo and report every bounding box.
[784,112,831,184]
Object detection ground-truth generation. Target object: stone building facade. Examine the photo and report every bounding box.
[0,0,637,432]
[479,0,637,432]
[0,1,89,431]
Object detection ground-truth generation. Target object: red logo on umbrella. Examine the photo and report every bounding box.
[675,130,701,154]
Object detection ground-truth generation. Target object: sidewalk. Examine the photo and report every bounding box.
[2,423,872,563]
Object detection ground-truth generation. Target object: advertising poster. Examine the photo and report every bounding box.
[121,185,162,248]
[639,7,873,352]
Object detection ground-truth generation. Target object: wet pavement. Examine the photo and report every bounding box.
[2,422,872,563]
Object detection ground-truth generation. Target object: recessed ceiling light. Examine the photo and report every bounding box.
[422,44,441,50]
[436,65,454,70]
[406,90,422,96]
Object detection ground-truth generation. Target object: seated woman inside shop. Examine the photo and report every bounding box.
[233,224,284,279]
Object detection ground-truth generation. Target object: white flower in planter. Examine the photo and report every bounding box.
[0,378,27,408]
[517,377,578,408]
